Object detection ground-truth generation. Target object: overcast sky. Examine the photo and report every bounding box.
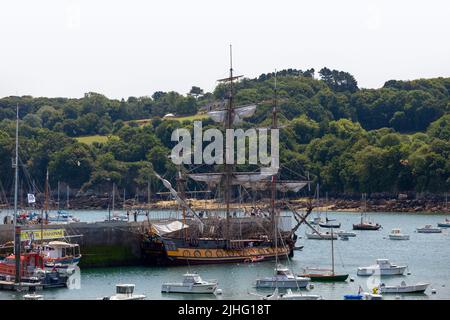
[1,0,449,99]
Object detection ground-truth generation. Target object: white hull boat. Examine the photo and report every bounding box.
[306,231,338,240]
[161,273,218,294]
[363,292,383,300]
[102,284,146,300]
[256,266,310,289]
[417,225,442,233]
[357,259,407,276]
[380,281,429,294]
[261,288,322,300]
[256,278,310,289]
[337,230,356,237]
[388,228,410,240]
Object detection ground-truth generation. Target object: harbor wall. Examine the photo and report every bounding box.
[0,221,150,268]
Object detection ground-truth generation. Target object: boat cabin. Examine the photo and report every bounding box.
[115,284,135,297]
[182,273,203,284]
[42,241,81,260]
[275,266,294,277]
[375,259,393,267]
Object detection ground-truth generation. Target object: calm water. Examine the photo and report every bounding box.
[0,210,449,300]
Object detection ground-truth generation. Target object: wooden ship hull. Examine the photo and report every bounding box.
[141,231,295,265]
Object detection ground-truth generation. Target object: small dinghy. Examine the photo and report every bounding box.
[102,284,146,300]
[161,273,218,294]
[357,259,407,276]
[344,287,382,300]
[23,293,44,300]
[379,281,430,294]
[416,225,442,233]
[388,228,410,240]
[23,286,43,300]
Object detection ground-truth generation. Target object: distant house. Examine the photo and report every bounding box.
[163,113,175,118]
[198,100,227,113]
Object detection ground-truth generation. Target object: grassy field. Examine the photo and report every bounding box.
[126,113,208,126]
[75,135,115,145]
[170,113,208,122]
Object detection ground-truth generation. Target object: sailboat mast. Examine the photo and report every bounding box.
[43,169,49,242]
[13,104,19,232]
[271,71,278,246]
[331,227,335,275]
[57,181,60,211]
[112,182,115,216]
[224,44,234,241]
[13,103,21,283]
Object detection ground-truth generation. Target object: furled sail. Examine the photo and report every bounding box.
[154,172,204,232]
[188,168,275,187]
[151,221,189,236]
[207,104,256,125]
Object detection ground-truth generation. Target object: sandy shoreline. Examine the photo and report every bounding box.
[1,197,448,214]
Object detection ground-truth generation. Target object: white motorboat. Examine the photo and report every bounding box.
[161,273,218,294]
[47,211,80,223]
[337,230,356,237]
[379,281,430,294]
[255,265,310,289]
[102,284,146,300]
[416,225,442,233]
[388,228,410,240]
[357,259,407,276]
[261,288,322,300]
[306,231,338,240]
[437,218,450,228]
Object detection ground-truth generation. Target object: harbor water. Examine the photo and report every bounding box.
[0,210,449,300]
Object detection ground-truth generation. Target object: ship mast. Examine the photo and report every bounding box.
[271,71,278,253]
[43,168,49,242]
[13,103,21,283]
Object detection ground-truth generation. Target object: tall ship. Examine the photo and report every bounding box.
[141,48,312,265]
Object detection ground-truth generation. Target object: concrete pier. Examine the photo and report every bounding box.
[0,221,149,268]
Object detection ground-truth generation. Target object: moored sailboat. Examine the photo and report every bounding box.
[299,228,348,282]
